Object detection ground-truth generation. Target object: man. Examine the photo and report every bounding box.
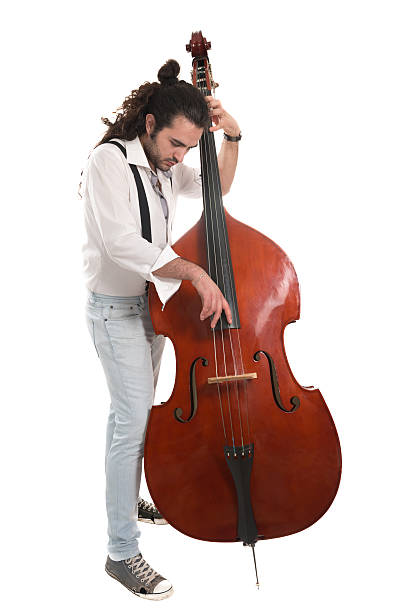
[82,59,240,600]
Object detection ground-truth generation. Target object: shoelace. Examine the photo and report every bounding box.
[125,554,160,586]
[139,499,157,513]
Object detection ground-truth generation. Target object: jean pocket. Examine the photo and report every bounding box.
[104,301,145,321]
[103,300,146,339]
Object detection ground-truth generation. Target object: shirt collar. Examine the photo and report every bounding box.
[124,135,172,180]
[124,135,151,169]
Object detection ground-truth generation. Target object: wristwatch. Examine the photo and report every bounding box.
[223,132,242,142]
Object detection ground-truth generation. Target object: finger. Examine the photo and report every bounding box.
[200,294,216,320]
[211,302,223,329]
[209,109,223,122]
[200,296,211,320]
[200,307,208,321]
[209,115,221,127]
[223,299,233,325]
[200,304,211,320]
[205,96,222,110]
[209,296,217,318]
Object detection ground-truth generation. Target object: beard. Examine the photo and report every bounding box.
[142,133,176,172]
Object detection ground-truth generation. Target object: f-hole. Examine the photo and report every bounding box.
[174,357,209,423]
[253,350,300,413]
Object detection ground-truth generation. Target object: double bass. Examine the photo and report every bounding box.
[144,31,341,585]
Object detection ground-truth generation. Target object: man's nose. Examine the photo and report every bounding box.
[173,149,185,163]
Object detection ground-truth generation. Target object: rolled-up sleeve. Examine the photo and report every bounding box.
[87,146,181,306]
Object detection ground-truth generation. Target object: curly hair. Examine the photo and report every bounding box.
[95,59,209,147]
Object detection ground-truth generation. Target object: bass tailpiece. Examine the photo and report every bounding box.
[224,443,260,587]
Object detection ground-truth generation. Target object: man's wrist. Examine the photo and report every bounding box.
[191,269,207,286]
[223,131,242,142]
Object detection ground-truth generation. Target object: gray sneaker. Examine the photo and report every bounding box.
[105,554,173,600]
[138,498,168,525]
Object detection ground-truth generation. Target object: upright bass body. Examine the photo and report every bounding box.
[144,211,341,543]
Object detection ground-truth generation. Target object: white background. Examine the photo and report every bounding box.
[1,1,407,610]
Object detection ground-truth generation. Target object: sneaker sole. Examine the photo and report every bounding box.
[138,517,168,525]
[105,567,174,600]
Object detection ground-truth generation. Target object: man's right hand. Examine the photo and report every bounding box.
[192,271,233,329]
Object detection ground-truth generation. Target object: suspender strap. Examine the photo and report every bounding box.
[107,140,152,243]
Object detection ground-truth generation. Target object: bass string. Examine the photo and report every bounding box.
[199,85,246,451]
[206,128,252,449]
[212,331,227,444]
[201,128,238,448]
[207,128,249,452]
[202,127,245,451]
[194,77,246,450]
[208,131,250,451]
[205,134,240,327]
[200,127,228,446]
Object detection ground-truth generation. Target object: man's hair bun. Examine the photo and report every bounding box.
[158,59,180,86]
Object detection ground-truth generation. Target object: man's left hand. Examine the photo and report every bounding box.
[205,96,241,138]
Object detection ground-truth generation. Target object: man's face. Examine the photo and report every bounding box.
[143,114,203,172]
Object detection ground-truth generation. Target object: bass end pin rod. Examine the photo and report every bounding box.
[251,543,260,589]
[244,542,260,588]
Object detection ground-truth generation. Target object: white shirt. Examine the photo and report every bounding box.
[81,136,202,305]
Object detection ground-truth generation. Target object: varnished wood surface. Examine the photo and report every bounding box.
[144,211,341,542]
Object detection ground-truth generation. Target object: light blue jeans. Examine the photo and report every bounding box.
[85,290,165,561]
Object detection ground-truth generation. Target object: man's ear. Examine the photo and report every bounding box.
[145,113,156,136]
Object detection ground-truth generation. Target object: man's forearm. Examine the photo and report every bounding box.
[153,257,204,285]
[218,139,239,196]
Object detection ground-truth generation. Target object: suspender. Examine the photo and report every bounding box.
[107,140,152,243]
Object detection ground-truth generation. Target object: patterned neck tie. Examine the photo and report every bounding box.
[149,169,172,221]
